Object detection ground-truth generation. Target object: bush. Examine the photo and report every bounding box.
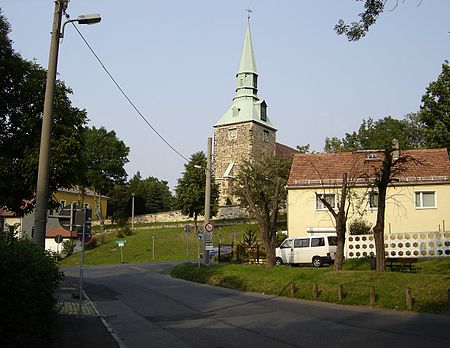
[62,239,77,256]
[84,236,98,250]
[0,230,62,347]
[349,218,372,235]
[122,226,133,236]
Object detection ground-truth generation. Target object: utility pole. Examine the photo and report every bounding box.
[131,193,135,231]
[33,0,67,248]
[204,137,212,265]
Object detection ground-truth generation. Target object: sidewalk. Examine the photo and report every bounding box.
[54,279,123,348]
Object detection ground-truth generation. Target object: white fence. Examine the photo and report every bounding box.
[345,232,450,258]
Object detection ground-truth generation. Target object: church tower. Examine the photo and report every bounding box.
[213,17,277,206]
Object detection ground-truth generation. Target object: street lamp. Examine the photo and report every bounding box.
[33,1,101,248]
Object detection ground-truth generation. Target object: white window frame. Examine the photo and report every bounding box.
[414,191,436,209]
[368,191,379,210]
[315,193,336,210]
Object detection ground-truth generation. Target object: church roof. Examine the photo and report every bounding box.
[238,18,257,75]
[215,18,276,130]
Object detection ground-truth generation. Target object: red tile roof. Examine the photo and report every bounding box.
[276,143,298,157]
[288,148,450,187]
[46,227,78,238]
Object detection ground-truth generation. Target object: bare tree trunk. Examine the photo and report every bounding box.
[373,149,392,272]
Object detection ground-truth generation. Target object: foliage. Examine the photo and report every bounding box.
[324,116,426,152]
[275,231,287,247]
[240,227,257,248]
[349,218,373,235]
[84,237,98,250]
[107,184,130,225]
[296,144,311,153]
[0,13,87,215]
[62,239,76,256]
[418,61,450,152]
[122,226,133,236]
[235,155,292,267]
[82,126,129,196]
[175,152,219,228]
[335,0,385,41]
[0,228,62,347]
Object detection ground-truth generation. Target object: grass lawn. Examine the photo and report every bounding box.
[60,222,257,266]
[170,258,450,315]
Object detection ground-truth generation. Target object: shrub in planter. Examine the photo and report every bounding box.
[0,230,62,347]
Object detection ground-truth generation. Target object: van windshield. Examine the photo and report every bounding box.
[327,236,337,246]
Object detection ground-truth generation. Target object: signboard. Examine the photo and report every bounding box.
[197,233,204,240]
[78,232,93,244]
[205,222,214,233]
[205,243,213,251]
[116,240,126,247]
[54,235,63,244]
[151,235,157,239]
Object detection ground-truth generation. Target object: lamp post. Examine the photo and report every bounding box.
[33,1,101,248]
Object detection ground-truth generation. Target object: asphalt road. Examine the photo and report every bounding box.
[63,262,450,348]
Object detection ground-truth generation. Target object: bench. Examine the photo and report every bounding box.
[386,257,418,272]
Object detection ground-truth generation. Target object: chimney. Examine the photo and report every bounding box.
[392,139,400,160]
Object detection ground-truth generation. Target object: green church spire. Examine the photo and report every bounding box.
[215,17,275,130]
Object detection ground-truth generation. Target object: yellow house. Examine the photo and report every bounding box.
[287,148,450,237]
[53,187,108,221]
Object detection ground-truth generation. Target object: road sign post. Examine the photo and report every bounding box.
[151,235,156,261]
[116,240,127,263]
[184,224,191,261]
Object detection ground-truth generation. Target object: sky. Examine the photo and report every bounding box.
[2,0,450,191]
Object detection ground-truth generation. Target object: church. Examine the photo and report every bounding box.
[213,17,296,206]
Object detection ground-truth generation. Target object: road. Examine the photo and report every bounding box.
[63,262,450,348]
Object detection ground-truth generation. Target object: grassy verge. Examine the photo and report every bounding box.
[170,258,450,315]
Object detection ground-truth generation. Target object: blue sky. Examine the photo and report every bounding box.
[2,0,450,190]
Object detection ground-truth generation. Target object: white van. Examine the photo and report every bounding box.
[275,235,337,267]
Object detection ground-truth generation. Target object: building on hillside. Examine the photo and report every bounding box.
[286,148,450,237]
[0,187,108,244]
[213,17,296,206]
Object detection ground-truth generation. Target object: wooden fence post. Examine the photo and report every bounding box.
[338,284,345,301]
[406,288,413,310]
[290,282,296,297]
[369,286,375,306]
[313,283,319,299]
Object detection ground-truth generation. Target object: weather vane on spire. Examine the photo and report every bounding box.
[246,8,253,20]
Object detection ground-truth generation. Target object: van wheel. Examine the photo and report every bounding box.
[275,257,283,266]
[313,257,323,268]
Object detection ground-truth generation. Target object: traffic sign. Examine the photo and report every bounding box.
[116,240,127,247]
[205,222,214,232]
[197,233,204,240]
[54,235,63,244]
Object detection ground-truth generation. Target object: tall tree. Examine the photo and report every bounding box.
[82,126,129,229]
[324,116,425,152]
[235,155,292,268]
[418,61,450,152]
[175,152,219,231]
[0,11,87,214]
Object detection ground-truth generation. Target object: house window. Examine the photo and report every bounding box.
[316,194,336,210]
[415,191,436,209]
[263,130,269,143]
[253,75,258,88]
[369,191,379,209]
[311,237,325,247]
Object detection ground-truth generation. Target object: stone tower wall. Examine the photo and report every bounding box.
[213,121,276,205]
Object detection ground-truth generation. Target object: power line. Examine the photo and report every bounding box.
[69,22,190,163]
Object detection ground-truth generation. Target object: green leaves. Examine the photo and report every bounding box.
[175,151,219,219]
[419,61,450,151]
